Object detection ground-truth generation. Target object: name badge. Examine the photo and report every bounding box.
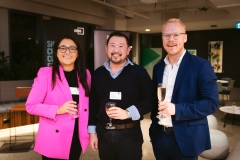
[70,87,79,95]
[109,92,121,100]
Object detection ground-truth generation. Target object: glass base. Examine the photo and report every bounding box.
[105,123,115,129]
[159,114,166,118]
[70,112,78,119]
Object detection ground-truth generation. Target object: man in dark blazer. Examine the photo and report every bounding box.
[149,18,219,160]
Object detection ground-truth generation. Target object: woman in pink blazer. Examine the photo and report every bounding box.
[26,35,91,160]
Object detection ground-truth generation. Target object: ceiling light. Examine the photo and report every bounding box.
[145,29,150,32]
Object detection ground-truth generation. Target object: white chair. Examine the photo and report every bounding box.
[207,115,218,130]
[200,129,229,159]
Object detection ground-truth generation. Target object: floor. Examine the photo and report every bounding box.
[0,104,239,160]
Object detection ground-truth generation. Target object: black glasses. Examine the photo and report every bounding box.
[162,33,186,40]
[58,46,77,53]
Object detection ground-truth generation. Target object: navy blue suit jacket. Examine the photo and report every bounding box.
[149,51,219,156]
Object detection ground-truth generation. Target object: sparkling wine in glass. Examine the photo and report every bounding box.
[105,102,116,129]
[157,83,166,118]
[70,104,78,118]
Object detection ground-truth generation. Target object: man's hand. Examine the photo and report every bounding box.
[106,107,129,120]
[158,101,176,115]
[90,133,98,151]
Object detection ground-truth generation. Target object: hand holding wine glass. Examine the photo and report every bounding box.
[105,102,116,129]
[69,104,78,118]
[157,83,166,119]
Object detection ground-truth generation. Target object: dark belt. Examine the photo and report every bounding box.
[159,125,174,132]
[101,121,140,129]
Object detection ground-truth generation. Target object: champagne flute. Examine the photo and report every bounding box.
[105,102,116,129]
[157,83,166,118]
[70,104,78,118]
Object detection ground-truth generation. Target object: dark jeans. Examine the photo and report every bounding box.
[96,123,143,160]
[151,126,198,160]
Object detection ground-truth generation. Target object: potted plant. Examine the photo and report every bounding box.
[0,51,14,80]
[0,42,42,102]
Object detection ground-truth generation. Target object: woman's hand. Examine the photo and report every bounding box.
[57,101,77,115]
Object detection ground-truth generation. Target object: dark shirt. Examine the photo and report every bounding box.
[89,63,156,125]
[64,70,79,104]
[64,70,81,158]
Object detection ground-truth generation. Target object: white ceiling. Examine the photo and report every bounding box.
[92,0,240,33]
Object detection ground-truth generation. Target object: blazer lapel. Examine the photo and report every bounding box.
[155,60,165,85]
[78,80,84,114]
[56,66,72,100]
[173,52,191,95]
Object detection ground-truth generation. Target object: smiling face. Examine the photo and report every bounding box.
[105,36,131,66]
[162,21,187,58]
[57,38,78,71]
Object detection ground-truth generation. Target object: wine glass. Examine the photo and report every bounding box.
[232,102,236,113]
[105,102,116,129]
[157,83,166,119]
[70,104,78,118]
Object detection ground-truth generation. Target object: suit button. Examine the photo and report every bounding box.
[56,130,59,133]
[84,109,87,112]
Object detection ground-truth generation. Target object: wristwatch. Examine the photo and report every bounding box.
[126,110,132,118]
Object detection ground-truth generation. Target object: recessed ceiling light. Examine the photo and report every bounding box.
[145,29,150,32]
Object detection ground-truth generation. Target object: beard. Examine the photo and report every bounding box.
[109,53,123,64]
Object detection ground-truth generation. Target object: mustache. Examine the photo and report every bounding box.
[111,53,122,56]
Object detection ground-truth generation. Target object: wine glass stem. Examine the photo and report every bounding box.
[109,118,112,125]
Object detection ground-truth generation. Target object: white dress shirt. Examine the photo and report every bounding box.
[159,50,186,127]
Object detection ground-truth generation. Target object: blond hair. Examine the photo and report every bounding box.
[162,18,186,32]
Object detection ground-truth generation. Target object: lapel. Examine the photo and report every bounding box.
[78,78,84,114]
[55,65,72,100]
[173,52,191,95]
[156,60,165,85]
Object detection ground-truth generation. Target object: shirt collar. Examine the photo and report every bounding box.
[103,58,133,71]
[164,49,186,66]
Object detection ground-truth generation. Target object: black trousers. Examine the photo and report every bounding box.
[151,125,198,160]
[42,118,81,160]
[96,123,143,160]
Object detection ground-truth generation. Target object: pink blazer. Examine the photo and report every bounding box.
[26,66,91,159]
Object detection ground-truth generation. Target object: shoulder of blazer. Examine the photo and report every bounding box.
[36,67,53,82]
[38,66,52,75]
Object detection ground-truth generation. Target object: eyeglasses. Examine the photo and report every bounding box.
[58,46,77,53]
[162,33,186,40]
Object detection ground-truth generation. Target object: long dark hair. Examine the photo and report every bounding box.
[51,35,90,96]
